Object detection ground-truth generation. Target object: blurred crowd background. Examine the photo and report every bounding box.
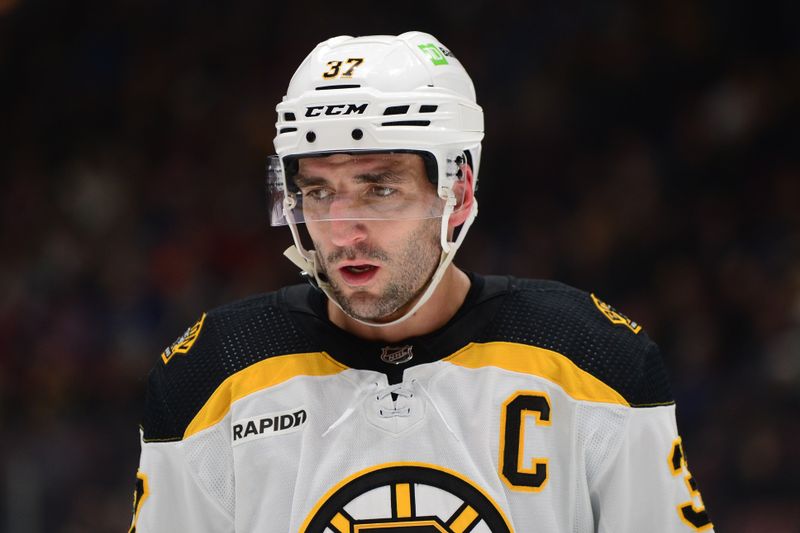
[1,0,798,531]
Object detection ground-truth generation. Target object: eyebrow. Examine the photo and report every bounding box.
[292,174,327,188]
[354,171,406,184]
[293,171,407,188]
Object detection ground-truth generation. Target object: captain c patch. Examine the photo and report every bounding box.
[161,313,206,364]
[590,294,642,334]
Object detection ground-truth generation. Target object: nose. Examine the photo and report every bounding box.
[323,194,369,247]
[328,217,368,248]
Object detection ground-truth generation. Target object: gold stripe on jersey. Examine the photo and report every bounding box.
[394,483,412,517]
[449,504,479,532]
[331,512,351,532]
[445,341,629,406]
[184,352,347,439]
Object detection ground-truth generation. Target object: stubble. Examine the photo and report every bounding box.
[318,220,441,321]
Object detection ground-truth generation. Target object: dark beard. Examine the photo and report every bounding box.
[318,220,441,321]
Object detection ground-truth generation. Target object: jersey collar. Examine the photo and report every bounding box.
[282,273,509,384]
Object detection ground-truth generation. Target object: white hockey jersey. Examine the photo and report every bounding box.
[131,275,713,532]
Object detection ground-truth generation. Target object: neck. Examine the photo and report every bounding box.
[327,265,471,342]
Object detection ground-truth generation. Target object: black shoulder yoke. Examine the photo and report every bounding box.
[141,288,319,442]
[476,278,674,407]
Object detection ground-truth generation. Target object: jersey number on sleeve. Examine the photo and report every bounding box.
[498,391,551,492]
[669,438,713,531]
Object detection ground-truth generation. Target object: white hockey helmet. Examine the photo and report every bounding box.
[269,31,484,326]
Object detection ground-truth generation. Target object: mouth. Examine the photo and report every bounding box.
[337,263,380,286]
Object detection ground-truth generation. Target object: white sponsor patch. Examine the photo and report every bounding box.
[232,407,307,446]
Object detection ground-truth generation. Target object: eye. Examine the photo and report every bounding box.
[369,186,396,198]
[303,188,333,201]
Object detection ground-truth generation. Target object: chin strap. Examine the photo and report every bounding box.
[283,244,317,281]
[283,199,478,329]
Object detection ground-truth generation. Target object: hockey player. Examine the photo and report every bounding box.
[131,32,713,532]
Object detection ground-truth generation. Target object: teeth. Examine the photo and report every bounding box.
[346,265,373,273]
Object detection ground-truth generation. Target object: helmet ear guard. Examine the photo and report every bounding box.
[270,32,483,327]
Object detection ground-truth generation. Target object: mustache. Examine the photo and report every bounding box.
[325,244,389,263]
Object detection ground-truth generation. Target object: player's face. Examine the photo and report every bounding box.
[296,153,442,322]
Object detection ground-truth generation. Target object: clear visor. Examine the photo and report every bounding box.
[266,152,465,226]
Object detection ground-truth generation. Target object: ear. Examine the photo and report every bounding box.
[447,163,476,229]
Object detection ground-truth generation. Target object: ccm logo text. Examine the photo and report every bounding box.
[305,103,368,117]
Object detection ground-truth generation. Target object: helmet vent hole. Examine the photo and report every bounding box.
[351,128,363,140]
[419,105,438,113]
[380,120,431,127]
[279,127,298,134]
[315,84,360,91]
[284,112,296,121]
[383,105,410,116]
[306,131,316,143]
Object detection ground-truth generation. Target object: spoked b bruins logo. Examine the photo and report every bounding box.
[301,463,512,532]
